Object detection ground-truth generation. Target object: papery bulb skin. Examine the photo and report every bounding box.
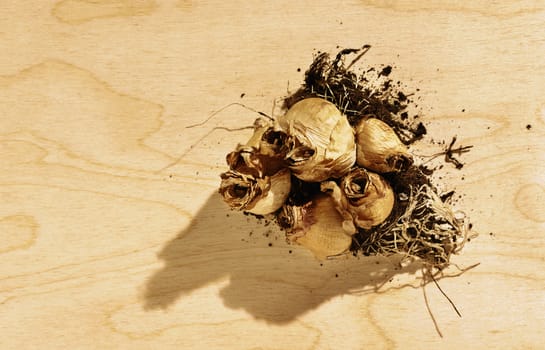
[355,117,413,173]
[322,168,394,230]
[281,195,352,260]
[219,168,291,215]
[278,98,356,182]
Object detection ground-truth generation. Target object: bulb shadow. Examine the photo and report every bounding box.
[143,193,423,324]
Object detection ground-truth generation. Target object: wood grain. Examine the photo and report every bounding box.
[1,1,544,349]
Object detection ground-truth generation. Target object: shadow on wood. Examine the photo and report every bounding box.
[144,193,422,324]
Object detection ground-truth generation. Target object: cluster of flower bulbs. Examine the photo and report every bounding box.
[219,98,413,259]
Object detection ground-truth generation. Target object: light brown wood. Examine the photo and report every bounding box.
[1,1,544,349]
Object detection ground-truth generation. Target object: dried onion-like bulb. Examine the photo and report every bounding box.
[355,117,413,173]
[219,169,291,215]
[278,98,356,182]
[280,195,352,259]
[322,168,394,230]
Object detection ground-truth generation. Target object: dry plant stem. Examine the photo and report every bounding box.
[159,102,272,172]
[442,262,481,277]
[429,269,462,318]
[421,263,467,338]
[344,45,372,71]
[421,136,474,169]
[422,271,444,338]
[443,136,473,169]
[186,102,272,129]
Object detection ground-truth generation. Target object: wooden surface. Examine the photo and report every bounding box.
[1,1,544,349]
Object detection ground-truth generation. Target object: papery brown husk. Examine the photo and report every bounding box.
[340,168,395,230]
[355,117,413,173]
[279,194,352,260]
[226,121,290,178]
[278,98,356,182]
[219,168,291,215]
